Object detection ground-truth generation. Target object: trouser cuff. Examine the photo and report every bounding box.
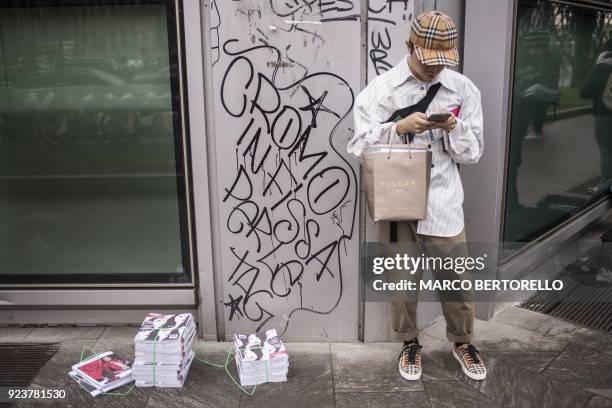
[446,331,473,343]
[393,328,420,342]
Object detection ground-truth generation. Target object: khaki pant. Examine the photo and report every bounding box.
[376,221,474,343]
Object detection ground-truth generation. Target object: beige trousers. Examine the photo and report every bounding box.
[376,221,474,343]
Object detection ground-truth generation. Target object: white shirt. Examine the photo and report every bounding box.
[348,56,484,237]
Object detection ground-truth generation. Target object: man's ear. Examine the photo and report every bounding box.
[406,40,413,51]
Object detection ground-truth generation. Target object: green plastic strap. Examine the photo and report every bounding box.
[78,342,274,397]
[196,348,274,396]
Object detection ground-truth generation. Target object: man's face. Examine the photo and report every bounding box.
[407,42,446,82]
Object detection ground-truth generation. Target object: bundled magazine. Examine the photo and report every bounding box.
[69,351,134,396]
[133,313,196,387]
[234,329,289,386]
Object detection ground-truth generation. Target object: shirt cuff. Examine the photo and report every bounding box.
[447,118,472,155]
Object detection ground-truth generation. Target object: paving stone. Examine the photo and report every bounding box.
[588,389,612,400]
[6,324,611,408]
[544,343,612,398]
[422,316,566,352]
[28,339,148,408]
[496,307,612,355]
[332,343,424,392]
[89,332,240,408]
[26,327,105,342]
[30,339,98,389]
[143,356,241,408]
[193,340,234,354]
[587,395,612,407]
[91,327,137,361]
[134,341,241,408]
[578,331,612,357]
[240,343,333,408]
[420,357,459,382]
[0,326,33,341]
[482,350,560,373]
[335,391,431,408]
[145,393,206,408]
[496,306,584,336]
[425,346,593,408]
[424,380,502,408]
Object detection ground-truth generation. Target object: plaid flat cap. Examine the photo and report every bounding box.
[409,11,460,67]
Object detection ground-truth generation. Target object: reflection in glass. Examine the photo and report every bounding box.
[0,1,190,284]
[505,1,612,243]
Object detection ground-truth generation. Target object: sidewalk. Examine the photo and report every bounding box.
[2,306,611,408]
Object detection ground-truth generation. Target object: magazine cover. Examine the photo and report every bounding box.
[140,313,166,331]
[234,333,265,362]
[262,329,288,360]
[235,330,287,362]
[72,351,132,389]
[134,313,194,343]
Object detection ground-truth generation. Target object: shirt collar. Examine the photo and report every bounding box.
[394,55,458,92]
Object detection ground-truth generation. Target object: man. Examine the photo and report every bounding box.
[580,39,612,194]
[348,11,486,381]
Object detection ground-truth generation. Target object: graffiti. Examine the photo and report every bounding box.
[209,0,221,67]
[269,0,358,22]
[216,34,357,335]
[367,0,413,78]
[206,0,412,338]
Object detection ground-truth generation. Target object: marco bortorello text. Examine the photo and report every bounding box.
[369,254,564,293]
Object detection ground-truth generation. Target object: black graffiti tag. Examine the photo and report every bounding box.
[368,0,412,75]
[218,38,357,334]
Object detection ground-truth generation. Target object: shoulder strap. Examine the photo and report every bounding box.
[385,83,442,143]
[406,83,442,143]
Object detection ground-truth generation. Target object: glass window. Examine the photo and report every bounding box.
[0,0,192,284]
[504,0,612,243]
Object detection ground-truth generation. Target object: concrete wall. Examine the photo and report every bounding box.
[461,0,515,319]
[203,0,364,341]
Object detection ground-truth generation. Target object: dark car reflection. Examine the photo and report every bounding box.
[0,65,174,147]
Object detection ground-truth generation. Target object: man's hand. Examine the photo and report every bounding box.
[431,113,457,133]
[396,112,434,135]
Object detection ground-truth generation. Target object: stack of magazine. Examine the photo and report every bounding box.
[133,313,196,387]
[69,351,134,396]
[234,329,289,386]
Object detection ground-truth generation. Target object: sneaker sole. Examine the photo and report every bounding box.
[453,349,486,381]
[398,360,421,381]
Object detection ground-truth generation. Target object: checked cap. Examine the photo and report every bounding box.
[409,11,460,67]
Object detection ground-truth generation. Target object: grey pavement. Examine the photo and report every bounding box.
[3,306,612,408]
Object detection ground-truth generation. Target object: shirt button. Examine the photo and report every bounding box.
[420,86,425,90]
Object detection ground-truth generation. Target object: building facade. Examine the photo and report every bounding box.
[1,0,610,341]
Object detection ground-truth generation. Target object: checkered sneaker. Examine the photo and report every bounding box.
[453,343,487,380]
[409,11,460,67]
[398,342,422,381]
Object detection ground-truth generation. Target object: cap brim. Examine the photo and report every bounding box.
[414,46,460,67]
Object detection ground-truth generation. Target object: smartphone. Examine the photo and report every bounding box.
[427,113,451,122]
